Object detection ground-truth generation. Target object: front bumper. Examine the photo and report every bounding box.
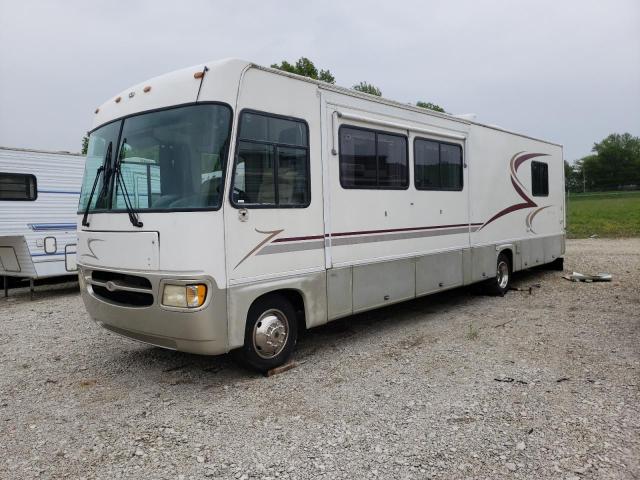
[78,264,228,355]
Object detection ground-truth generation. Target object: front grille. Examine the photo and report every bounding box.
[89,270,154,307]
[92,285,154,306]
[92,270,152,289]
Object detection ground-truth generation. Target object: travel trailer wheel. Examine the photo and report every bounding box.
[489,252,512,296]
[237,294,298,372]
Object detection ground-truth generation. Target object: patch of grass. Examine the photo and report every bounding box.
[566,191,640,238]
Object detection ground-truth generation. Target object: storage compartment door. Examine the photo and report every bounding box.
[521,239,544,268]
[353,258,415,313]
[416,250,463,296]
[0,246,21,272]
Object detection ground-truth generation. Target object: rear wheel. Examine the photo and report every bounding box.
[236,294,298,373]
[488,252,511,296]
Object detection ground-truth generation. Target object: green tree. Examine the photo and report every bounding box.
[318,69,336,84]
[569,133,640,192]
[590,133,640,189]
[81,135,89,155]
[564,160,581,193]
[578,155,609,191]
[352,81,382,96]
[416,101,445,113]
[271,57,336,84]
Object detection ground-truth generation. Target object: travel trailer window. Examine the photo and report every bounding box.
[0,173,37,201]
[531,161,549,196]
[339,126,408,189]
[414,138,463,191]
[231,111,310,207]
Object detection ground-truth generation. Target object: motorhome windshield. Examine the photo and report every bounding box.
[78,104,232,213]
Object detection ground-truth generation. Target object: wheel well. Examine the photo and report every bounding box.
[251,289,307,331]
[499,248,513,270]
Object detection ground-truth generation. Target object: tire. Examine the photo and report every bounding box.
[235,294,298,373]
[488,252,512,297]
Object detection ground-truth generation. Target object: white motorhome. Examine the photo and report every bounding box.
[1,147,83,296]
[77,59,565,371]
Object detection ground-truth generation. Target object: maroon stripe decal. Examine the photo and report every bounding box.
[479,152,548,231]
[331,223,482,238]
[272,235,324,243]
[480,202,534,231]
[526,205,551,233]
[511,176,537,209]
[275,223,484,243]
[480,178,537,230]
[514,152,549,172]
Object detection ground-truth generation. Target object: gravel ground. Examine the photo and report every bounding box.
[1,238,639,480]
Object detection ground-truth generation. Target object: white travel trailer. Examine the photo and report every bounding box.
[77,59,565,371]
[1,147,83,296]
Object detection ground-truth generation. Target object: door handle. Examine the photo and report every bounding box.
[238,209,248,222]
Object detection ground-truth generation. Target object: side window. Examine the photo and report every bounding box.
[414,139,439,189]
[531,161,549,196]
[231,111,309,207]
[414,138,463,191]
[339,126,408,189]
[339,128,376,187]
[0,173,37,201]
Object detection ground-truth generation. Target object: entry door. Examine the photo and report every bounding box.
[223,109,325,283]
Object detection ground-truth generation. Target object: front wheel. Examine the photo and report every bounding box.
[488,252,512,296]
[235,294,298,373]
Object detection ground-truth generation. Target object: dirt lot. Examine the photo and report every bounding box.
[1,239,638,479]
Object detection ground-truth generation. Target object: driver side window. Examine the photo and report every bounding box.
[231,111,310,208]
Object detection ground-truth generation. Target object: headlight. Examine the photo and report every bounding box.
[162,284,207,308]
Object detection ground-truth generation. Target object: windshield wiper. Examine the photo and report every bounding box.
[81,141,110,227]
[114,139,143,228]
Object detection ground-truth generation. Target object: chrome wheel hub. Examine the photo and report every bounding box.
[497,260,509,289]
[252,309,289,359]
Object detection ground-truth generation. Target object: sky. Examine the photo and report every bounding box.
[0,0,638,161]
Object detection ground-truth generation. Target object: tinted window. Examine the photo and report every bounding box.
[78,120,119,211]
[377,133,408,188]
[414,140,439,189]
[233,142,275,204]
[414,139,463,191]
[78,104,232,213]
[339,128,376,187]
[531,161,549,196]
[232,111,310,207]
[440,144,463,190]
[339,126,408,189]
[239,112,307,146]
[277,147,309,205]
[115,104,231,210]
[0,173,37,201]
